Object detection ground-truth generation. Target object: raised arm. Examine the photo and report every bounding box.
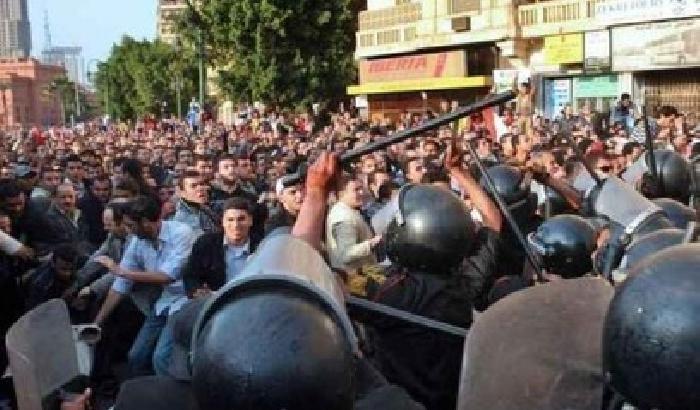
[446,144,502,232]
[292,152,340,250]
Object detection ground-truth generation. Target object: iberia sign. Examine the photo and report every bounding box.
[360,50,467,84]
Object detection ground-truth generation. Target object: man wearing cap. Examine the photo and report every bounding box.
[264,175,305,236]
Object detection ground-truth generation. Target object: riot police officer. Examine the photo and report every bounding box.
[113,153,424,410]
[603,243,700,410]
[527,214,598,279]
[351,145,502,410]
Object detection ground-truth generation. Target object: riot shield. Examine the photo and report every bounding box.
[192,234,359,357]
[457,278,613,410]
[593,176,664,234]
[5,299,80,410]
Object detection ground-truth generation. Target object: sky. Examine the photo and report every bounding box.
[28,0,157,66]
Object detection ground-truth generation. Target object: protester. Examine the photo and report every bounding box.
[1,92,699,410]
[93,195,196,377]
[182,196,259,296]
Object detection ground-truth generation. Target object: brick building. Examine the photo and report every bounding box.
[0,57,65,128]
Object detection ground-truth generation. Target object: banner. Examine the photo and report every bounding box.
[545,79,571,119]
[612,18,700,71]
[573,75,619,98]
[359,50,466,84]
[596,0,700,26]
[544,34,583,65]
[584,30,611,72]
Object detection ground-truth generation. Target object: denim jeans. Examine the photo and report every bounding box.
[152,314,176,376]
[127,311,167,377]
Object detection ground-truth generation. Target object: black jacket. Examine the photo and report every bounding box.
[209,183,267,245]
[78,193,107,247]
[182,232,260,296]
[353,228,499,410]
[36,205,94,257]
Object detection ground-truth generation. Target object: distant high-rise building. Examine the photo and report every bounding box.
[157,0,187,45]
[42,46,83,85]
[0,0,31,58]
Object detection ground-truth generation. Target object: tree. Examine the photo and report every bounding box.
[177,0,357,109]
[47,75,93,124]
[94,36,198,121]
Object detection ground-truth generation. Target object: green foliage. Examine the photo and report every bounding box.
[178,0,357,109]
[94,36,198,120]
[47,75,93,123]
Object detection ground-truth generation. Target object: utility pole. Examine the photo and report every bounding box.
[174,37,182,120]
[186,0,206,119]
[75,80,81,118]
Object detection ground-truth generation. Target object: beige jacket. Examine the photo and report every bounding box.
[325,201,376,272]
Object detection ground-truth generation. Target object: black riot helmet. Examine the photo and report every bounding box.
[652,198,698,229]
[642,149,691,200]
[190,235,358,410]
[603,244,700,410]
[480,164,537,226]
[543,186,574,217]
[527,215,597,278]
[479,165,530,205]
[385,184,475,272]
[614,228,684,281]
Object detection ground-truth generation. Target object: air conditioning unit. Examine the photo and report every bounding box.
[452,17,471,32]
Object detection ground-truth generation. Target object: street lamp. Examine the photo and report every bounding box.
[185,0,206,111]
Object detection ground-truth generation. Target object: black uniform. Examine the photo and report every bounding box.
[352,227,499,410]
[114,359,425,410]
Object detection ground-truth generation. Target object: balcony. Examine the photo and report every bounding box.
[358,3,422,31]
[356,3,421,58]
[518,0,603,37]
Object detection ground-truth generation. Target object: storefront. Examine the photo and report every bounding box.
[533,31,631,118]
[533,33,581,118]
[612,18,700,115]
[348,48,495,122]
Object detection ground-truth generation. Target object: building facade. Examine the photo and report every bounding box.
[0,58,65,127]
[0,0,31,58]
[41,46,83,85]
[351,0,700,120]
[157,0,187,46]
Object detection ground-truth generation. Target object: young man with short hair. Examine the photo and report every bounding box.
[94,195,196,376]
[182,196,259,297]
[172,171,219,235]
[326,173,381,272]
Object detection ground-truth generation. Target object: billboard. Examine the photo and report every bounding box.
[544,34,584,65]
[359,50,466,84]
[584,30,611,72]
[596,0,700,26]
[612,18,700,71]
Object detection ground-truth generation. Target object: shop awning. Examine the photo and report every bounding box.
[347,76,492,95]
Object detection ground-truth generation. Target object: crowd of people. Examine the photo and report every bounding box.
[0,84,699,410]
